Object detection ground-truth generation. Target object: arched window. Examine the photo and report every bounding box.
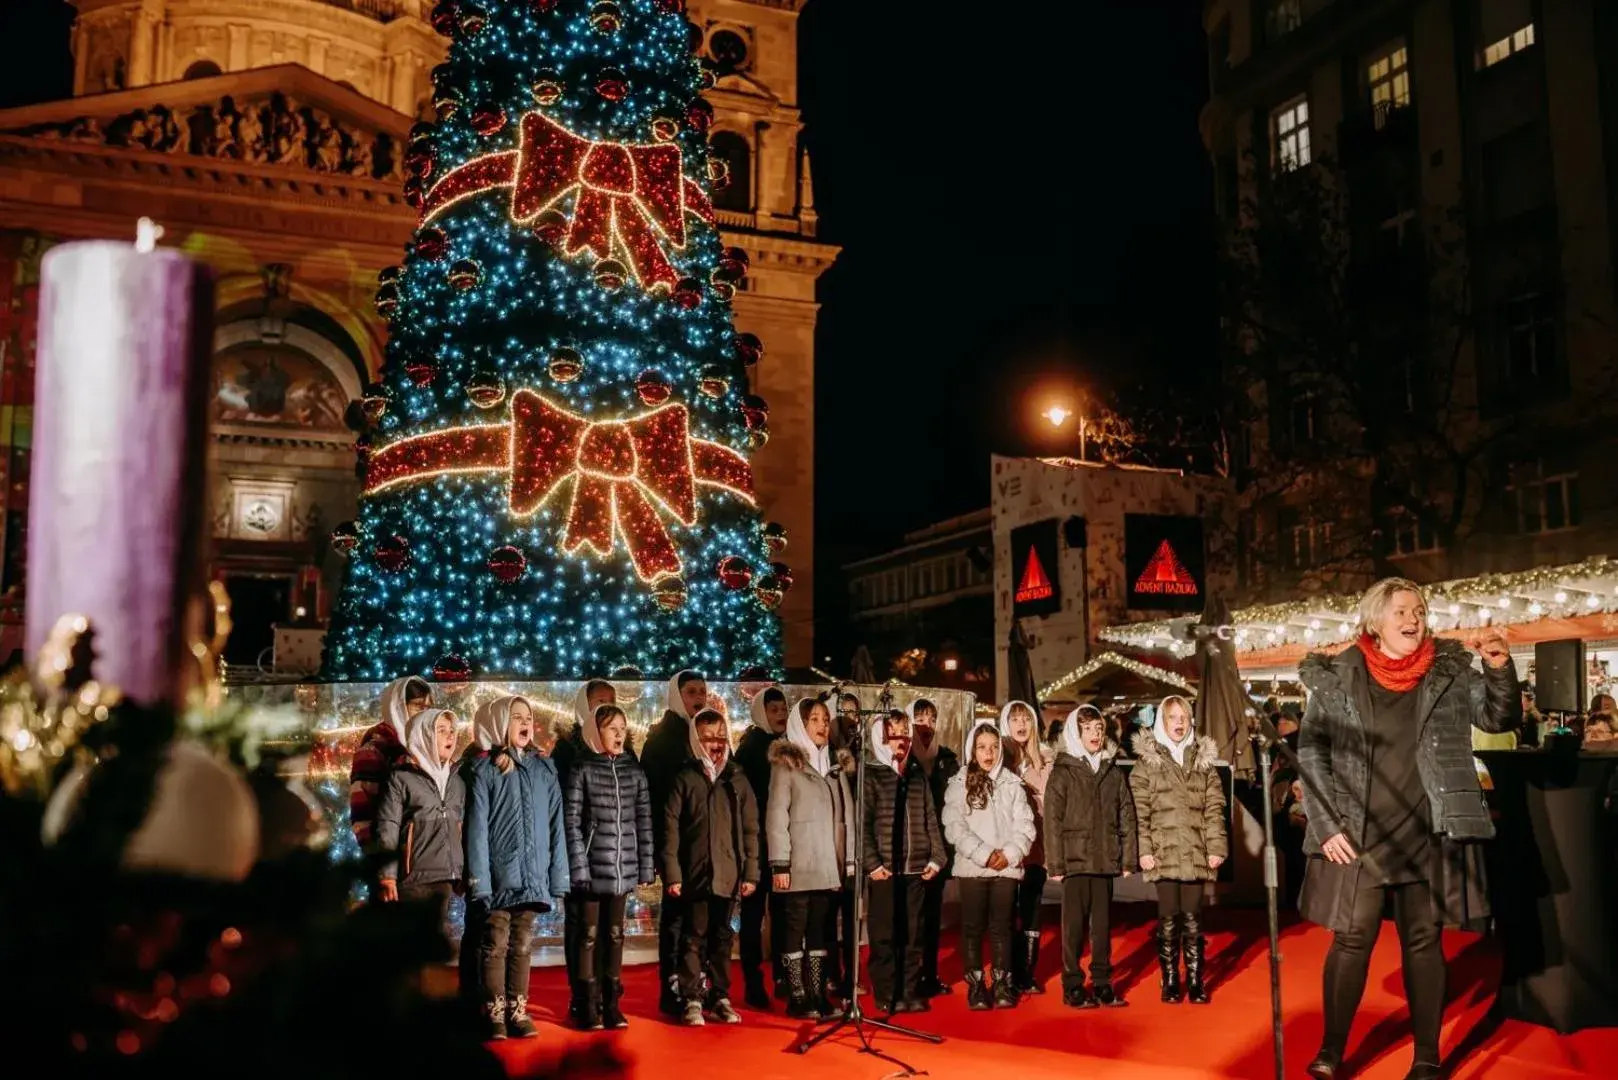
[184,59,222,80]
[708,131,751,213]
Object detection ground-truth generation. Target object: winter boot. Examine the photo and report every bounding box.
[1092,981,1127,1008]
[602,977,629,1030]
[659,974,682,1018]
[744,965,773,1011]
[1015,930,1045,994]
[992,969,1020,1009]
[576,979,603,1031]
[1157,915,1184,1003]
[783,951,818,1019]
[506,993,539,1038]
[806,950,832,1018]
[681,1000,706,1026]
[964,970,992,1011]
[1183,914,1210,1005]
[1062,981,1094,1009]
[484,996,507,1041]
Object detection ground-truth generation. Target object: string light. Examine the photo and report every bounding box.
[1039,650,1197,701]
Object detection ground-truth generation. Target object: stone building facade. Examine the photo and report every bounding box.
[0,0,834,669]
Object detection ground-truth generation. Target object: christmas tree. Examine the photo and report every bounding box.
[323,0,788,681]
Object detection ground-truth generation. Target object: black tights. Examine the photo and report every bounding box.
[1322,878,1446,1064]
[1156,880,1204,919]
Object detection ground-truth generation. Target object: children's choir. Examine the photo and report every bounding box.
[352,679,1230,1040]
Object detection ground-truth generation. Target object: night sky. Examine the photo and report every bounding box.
[0,0,1215,647]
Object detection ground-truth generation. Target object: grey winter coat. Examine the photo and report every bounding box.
[1297,639,1520,933]
[375,760,466,889]
[1129,733,1228,883]
[565,747,655,897]
[1043,745,1139,878]
[766,741,857,893]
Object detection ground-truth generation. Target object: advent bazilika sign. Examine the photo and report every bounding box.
[1124,514,1206,613]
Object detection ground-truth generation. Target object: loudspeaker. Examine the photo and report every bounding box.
[1534,639,1586,715]
[1063,516,1089,549]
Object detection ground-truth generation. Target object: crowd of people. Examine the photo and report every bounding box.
[345,675,1231,1040]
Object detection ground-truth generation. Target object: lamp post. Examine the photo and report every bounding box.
[1041,404,1086,461]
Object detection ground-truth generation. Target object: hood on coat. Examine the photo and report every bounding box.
[997,699,1047,772]
[665,669,703,721]
[750,684,789,735]
[1299,636,1474,696]
[1060,704,1107,760]
[960,718,1005,781]
[379,676,432,742]
[572,680,617,750]
[771,738,858,775]
[472,694,532,751]
[687,707,731,780]
[581,703,625,756]
[870,712,908,774]
[906,697,941,766]
[404,707,456,799]
[785,696,832,774]
[1153,694,1198,766]
[1132,729,1221,773]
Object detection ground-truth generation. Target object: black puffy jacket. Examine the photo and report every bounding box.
[734,726,780,861]
[565,747,655,897]
[862,754,946,877]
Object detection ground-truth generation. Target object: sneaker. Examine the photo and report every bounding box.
[1062,984,1094,1009]
[710,998,743,1025]
[897,997,930,1013]
[1092,983,1127,1009]
[681,1000,706,1027]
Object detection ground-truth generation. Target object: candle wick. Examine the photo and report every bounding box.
[135,217,165,253]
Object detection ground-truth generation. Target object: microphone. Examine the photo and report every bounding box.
[1168,618,1236,642]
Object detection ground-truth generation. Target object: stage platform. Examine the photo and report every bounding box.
[487,904,1618,1080]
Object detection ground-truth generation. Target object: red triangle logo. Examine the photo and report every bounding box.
[1134,539,1199,597]
[1015,546,1054,603]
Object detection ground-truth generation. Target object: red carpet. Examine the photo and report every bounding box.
[489,905,1618,1079]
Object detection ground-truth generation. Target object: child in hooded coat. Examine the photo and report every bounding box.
[350,676,433,851]
[558,679,616,1023]
[943,720,1036,1011]
[565,703,653,1030]
[375,707,466,938]
[1130,694,1227,1005]
[735,686,790,1008]
[640,669,709,1016]
[766,697,856,1019]
[464,694,569,1040]
[1044,704,1138,1010]
[661,708,761,1026]
[863,710,946,1016]
[999,699,1055,995]
[906,697,959,998]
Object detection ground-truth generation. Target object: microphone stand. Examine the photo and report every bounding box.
[798,687,943,1069]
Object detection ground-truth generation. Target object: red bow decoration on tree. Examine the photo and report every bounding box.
[364,390,754,582]
[421,112,717,292]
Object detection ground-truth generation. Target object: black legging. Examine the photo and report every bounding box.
[1014,865,1047,936]
[780,889,834,953]
[1322,877,1445,1063]
[958,878,1016,973]
[1156,880,1204,919]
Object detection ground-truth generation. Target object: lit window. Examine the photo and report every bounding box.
[1272,96,1311,173]
[1367,44,1410,125]
[1266,0,1302,42]
[1482,22,1535,68]
[1290,520,1333,569]
[1386,509,1441,557]
[1505,293,1557,385]
[1509,462,1580,534]
[1289,395,1316,443]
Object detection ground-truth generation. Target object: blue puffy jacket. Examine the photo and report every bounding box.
[465,749,570,912]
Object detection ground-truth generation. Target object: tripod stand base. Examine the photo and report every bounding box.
[797,1000,944,1056]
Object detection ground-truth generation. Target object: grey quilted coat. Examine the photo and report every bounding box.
[1297,638,1520,932]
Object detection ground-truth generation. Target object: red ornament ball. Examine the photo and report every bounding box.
[402,175,426,210]
[710,278,736,303]
[762,520,788,553]
[771,562,795,590]
[374,535,411,572]
[432,86,463,121]
[470,102,508,136]
[434,654,472,682]
[589,1,623,32]
[429,1,459,36]
[361,384,390,423]
[431,62,454,88]
[405,359,437,387]
[717,246,750,280]
[741,394,769,429]
[672,277,703,309]
[650,115,680,142]
[448,258,482,291]
[404,144,435,180]
[488,545,528,583]
[593,258,628,291]
[686,98,714,134]
[548,347,584,383]
[653,576,688,612]
[378,264,402,285]
[707,158,731,191]
[466,370,506,408]
[595,68,629,102]
[533,209,569,247]
[696,59,718,92]
[330,521,359,556]
[697,365,730,398]
[744,423,769,451]
[374,283,399,317]
[735,331,764,366]
[531,71,563,107]
[532,0,560,11]
[414,226,449,262]
[653,0,685,13]
[755,574,785,611]
[408,121,435,146]
[457,3,487,34]
[717,556,753,591]
[636,370,672,406]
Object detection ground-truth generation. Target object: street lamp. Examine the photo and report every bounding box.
[1041,403,1087,461]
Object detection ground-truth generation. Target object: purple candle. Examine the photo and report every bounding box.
[25,228,213,707]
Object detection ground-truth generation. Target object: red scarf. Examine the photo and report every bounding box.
[1357,633,1435,692]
